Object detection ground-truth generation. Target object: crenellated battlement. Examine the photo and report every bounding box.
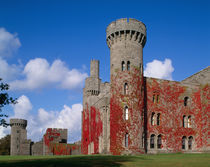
[106,18,147,48]
[10,119,27,127]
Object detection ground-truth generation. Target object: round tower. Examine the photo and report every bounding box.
[10,119,27,155]
[106,18,146,155]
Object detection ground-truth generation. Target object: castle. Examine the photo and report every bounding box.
[81,18,210,155]
[10,18,209,156]
[10,119,81,155]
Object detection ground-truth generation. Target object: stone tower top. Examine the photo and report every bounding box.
[90,60,99,78]
[106,18,147,48]
[10,119,27,128]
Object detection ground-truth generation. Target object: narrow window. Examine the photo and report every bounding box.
[127,61,130,71]
[157,113,160,126]
[151,112,155,125]
[156,95,159,103]
[142,133,144,148]
[153,94,155,103]
[125,133,128,147]
[188,116,191,128]
[124,83,128,95]
[122,61,125,71]
[184,97,189,106]
[183,115,186,127]
[150,134,155,149]
[188,136,193,150]
[157,135,162,149]
[182,136,186,149]
[125,106,129,120]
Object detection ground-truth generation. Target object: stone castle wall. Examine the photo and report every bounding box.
[10,123,81,156]
[81,18,210,155]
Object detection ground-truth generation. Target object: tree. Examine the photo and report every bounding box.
[0,134,10,155]
[0,78,16,127]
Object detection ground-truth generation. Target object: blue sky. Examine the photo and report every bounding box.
[0,0,209,142]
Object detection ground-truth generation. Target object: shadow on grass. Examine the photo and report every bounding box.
[0,155,148,167]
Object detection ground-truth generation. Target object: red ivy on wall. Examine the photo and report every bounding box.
[82,104,103,154]
[44,128,79,155]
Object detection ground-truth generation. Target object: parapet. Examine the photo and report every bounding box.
[106,18,147,48]
[10,119,27,127]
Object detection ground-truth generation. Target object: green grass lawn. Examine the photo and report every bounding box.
[0,153,209,167]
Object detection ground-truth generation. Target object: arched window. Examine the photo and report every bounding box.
[188,116,191,128]
[157,135,162,149]
[150,134,155,149]
[156,95,159,103]
[122,61,125,71]
[125,133,128,147]
[183,115,186,127]
[125,106,129,120]
[184,97,189,106]
[151,112,155,125]
[188,136,193,150]
[124,83,128,95]
[153,94,155,103]
[182,136,186,149]
[127,61,130,71]
[142,133,144,148]
[157,113,160,126]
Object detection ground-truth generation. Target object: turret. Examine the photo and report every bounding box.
[107,18,146,155]
[84,60,100,96]
[10,119,27,155]
[106,18,146,76]
[90,60,99,78]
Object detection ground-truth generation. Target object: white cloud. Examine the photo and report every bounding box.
[12,95,32,119]
[144,58,174,80]
[35,104,82,142]
[10,58,88,90]
[0,28,21,57]
[0,57,21,82]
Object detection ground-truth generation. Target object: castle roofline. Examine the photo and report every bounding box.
[181,66,210,84]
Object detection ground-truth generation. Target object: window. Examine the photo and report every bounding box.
[182,136,186,149]
[127,61,130,71]
[122,61,125,71]
[153,94,155,103]
[125,133,128,147]
[183,115,186,127]
[125,106,129,120]
[151,112,155,125]
[124,83,128,95]
[188,116,191,128]
[142,134,144,148]
[153,92,160,103]
[156,95,159,103]
[157,113,160,126]
[184,97,189,106]
[157,135,162,149]
[150,134,155,149]
[188,136,193,150]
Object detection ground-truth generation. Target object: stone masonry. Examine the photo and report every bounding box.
[10,120,81,156]
[81,18,210,155]
[10,119,32,155]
